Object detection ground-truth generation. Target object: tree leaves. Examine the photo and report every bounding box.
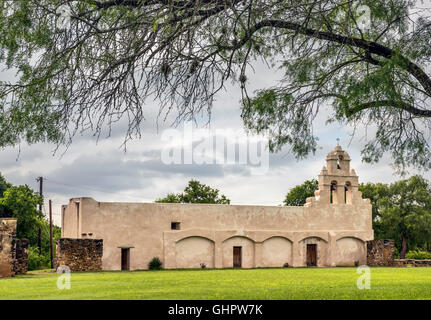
[283,179,318,206]
[0,184,43,242]
[375,175,431,256]
[155,179,230,204]
[0,0,430,171]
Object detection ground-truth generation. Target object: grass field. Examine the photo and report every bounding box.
[1,267,431,300]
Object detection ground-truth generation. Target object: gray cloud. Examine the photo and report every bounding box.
[1,57,431,227]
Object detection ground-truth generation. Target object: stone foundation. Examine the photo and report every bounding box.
[56,238,103,271]
[0,218,29,277]
[394,259,431,267]
[367,239,394,266]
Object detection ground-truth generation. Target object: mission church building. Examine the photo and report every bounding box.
[61,145,374,270]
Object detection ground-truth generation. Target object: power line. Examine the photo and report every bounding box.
[46,178,121,195]
[46,177,142,198]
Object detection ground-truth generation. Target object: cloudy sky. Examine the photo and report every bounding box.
[1,60,430,227]
[1,4,431,226]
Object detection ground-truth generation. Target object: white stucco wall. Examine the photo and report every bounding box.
[61,147,374,270]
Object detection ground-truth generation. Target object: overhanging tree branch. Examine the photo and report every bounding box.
[346,100,431,118]
[1,0,431,170]
[221,18,431,100]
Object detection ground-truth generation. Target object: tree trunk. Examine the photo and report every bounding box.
[400,235,408,259]
[427,241,430,252]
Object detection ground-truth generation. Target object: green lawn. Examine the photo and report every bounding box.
[1,267,431,300]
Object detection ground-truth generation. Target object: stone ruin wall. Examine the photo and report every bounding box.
[367,239,431,267]
[393,259,431,267]
[367,239,394,266]
[12,238,29,275]
[0,219,16,277]
[0,218,29,278]
[56,238,103,271]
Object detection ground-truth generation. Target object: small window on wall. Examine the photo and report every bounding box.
[171,222,181,230]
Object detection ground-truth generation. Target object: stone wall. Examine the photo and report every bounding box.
[367,239,394,266]
[12,239,29,275]
[56,238,103,271]
[367,240,431,267]
[0,218,28,277]
[394,259,431,267]
[0,219,16,277]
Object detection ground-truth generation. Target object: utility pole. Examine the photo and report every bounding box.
[36,177,43,255]
[49,199,53,269]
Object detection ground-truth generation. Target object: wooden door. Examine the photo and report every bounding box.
[306,244,317,266]
[233,246,242,268]
[121,248,130,271]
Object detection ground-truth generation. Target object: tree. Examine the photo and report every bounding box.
[0,173,11,197]
[0,180,59,270]
[0,185,43,243]
[0,1,431,170]
[154,193,182,204]
[378,175,431,258]
[156,179,230,204]
[0,173,12,217]
[358,182,391,240]
[284,179,318,206]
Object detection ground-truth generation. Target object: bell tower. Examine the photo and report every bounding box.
[307,145,362,205]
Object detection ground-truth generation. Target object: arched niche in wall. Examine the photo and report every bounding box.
[262,236,293,267]
[175,236,215,268]
[335,236,366,266]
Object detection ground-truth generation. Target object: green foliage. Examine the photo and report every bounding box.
[27,221,61,270]
[284,179,318,206]
[0,185,43,243]
[41,220,61,254]
[148,257,163,270]
[371,175,431,258]
[0,1,430,171]
[155,193,181,203]
[238,1,431,171]
[393,246,400,259]
[0,177,60,270]
[0,173,12,217]
[155,180,230,204]
[405,250,431,260]
[28,246,50,271]
[0,173,11,197]
[359,182,392,239]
